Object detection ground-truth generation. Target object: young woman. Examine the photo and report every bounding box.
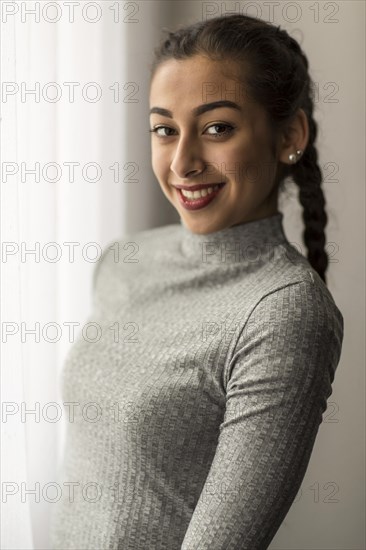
[50,14,344,550]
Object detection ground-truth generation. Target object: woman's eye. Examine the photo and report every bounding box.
[149,123,234,139]
[205,123,234,138]
[149,126,176,137]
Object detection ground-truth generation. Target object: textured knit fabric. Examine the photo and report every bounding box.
[49,212,344,550]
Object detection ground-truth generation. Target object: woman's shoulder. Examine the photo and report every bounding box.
[244,270,343,367]
[254,248,344,338]
[92,224,181,285]
[225,273,344,391]
[228,238,344,363]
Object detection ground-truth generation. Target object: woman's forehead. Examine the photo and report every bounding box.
[149,56,252,106]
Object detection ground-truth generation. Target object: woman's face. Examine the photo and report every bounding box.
[149,54,281,234]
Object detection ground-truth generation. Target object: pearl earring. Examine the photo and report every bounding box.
[288,149,303,164]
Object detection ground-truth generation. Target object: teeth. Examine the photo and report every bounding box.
[181,184,221,200]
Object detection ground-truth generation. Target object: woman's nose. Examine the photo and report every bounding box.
[170,137,205,180]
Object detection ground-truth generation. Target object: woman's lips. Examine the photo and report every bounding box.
[175,182,226,211]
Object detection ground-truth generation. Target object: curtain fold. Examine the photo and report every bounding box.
[2,11,37,550]
[1,5,126,549]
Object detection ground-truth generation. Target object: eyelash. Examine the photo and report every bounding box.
[149,123,235,139]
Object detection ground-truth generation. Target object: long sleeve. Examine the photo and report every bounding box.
[181,280,344,550]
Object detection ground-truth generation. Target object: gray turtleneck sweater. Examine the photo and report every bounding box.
[50,212,344,550]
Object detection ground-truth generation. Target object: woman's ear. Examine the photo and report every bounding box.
[278,108,310,164]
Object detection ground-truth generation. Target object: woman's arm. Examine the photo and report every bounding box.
[181,280,344,550]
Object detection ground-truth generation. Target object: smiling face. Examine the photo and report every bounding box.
[149,54,282,234]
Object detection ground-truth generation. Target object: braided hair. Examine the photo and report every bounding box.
[149,14,329,284]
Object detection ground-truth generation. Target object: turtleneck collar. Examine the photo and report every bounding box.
[179,212,288,264]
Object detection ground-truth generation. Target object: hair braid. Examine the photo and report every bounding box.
[275,28,328,283]
[292,113,328,283]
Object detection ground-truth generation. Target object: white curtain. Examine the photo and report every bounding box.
[1,1,364,549]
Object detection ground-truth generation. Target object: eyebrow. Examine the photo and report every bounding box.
[149,100,242,118]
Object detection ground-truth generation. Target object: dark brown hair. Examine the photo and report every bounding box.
[150,14,330,284]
